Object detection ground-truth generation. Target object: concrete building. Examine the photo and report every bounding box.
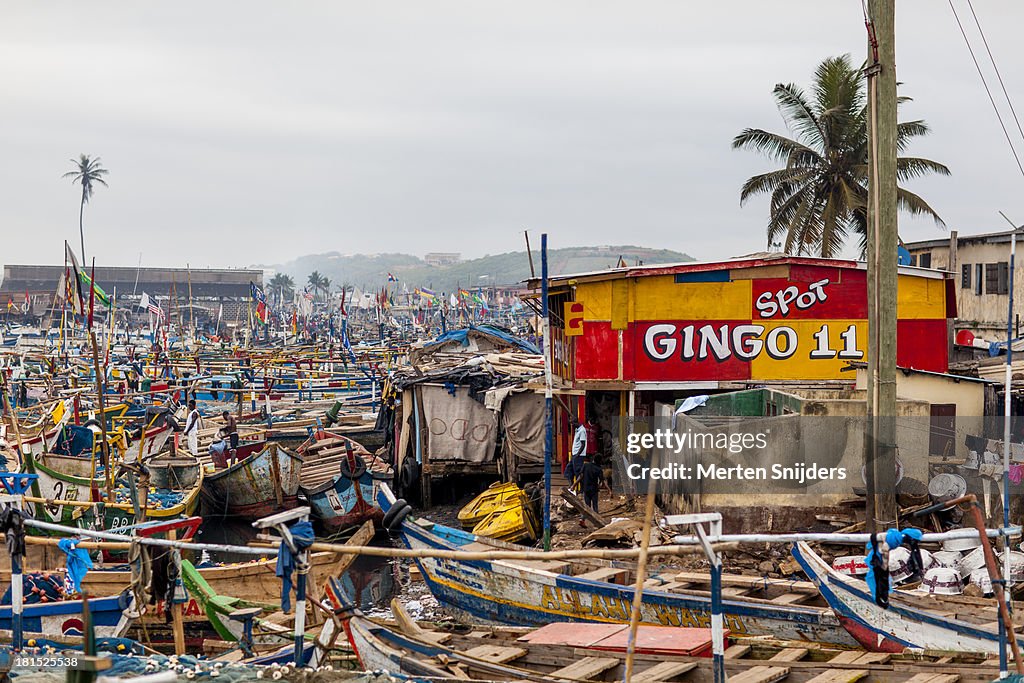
[423,252,461,266]
[0,264,263,324]
[905,228,1022,341]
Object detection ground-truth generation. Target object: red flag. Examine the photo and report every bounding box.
[339,288,347,316]
[88,258,97,329]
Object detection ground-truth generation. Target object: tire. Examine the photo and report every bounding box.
[385,504,412,535]
[381,499,410,529]
[339,456,367,480]
[399,458,421,490]
[83,418,103,431]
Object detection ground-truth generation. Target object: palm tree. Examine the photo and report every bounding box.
[307,271,333,302]
[268,273,295,307]
[63,154,109,263]
[320,276,332,303]
[733,55,949,257]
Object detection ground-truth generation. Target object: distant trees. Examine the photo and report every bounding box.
[63,154,109,263]
[306,271,331,302]
[268,273,295,307]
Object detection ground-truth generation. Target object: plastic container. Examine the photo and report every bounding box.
[918,567,963,595]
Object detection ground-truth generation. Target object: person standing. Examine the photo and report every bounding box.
[220,410,239,450]
[563,417,587,490]
[580,453,611,515]
[184,399,203,456]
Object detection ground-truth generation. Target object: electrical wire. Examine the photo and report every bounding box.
[947,0,1024,180]
[965,0,1024,155]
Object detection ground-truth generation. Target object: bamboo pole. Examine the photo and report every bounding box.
[623,489,657,683]
[89,330,114,501]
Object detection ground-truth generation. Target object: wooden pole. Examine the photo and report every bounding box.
[168,528,185,656]
[541,234,553,551]
[89,330,113,502]
[865,0,899,530]
[623,490,657,682]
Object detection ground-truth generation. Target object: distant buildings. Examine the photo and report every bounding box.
[424,252,461,266]
[0,264,263,324]
[904,228,1022,341]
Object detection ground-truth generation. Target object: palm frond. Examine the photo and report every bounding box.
[896,187,947,227]
[896,157,951,181]
[739,168,811,205]
[772,83,827,148]
[732,128,817,162]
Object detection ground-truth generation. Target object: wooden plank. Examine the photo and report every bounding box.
[805,670,869,683]
[575,567,630,584]
[901,675,960,683]
[549,656,619,680]
[770,592,816,605]
[462,644,527,664]
[630,661,699,682]
[561,487,607,527]
[724,644,751,659]
[726,666,791,683]
[671,571,818,594]
[768,648,809,662]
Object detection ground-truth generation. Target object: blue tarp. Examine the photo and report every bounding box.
[422,325,540,355]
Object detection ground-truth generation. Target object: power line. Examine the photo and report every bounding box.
[947,0,1024,180]
[965,0,1024,153]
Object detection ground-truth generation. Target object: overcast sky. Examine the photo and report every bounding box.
[3,1,1024,269]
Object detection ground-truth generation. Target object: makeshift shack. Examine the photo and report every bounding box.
[390,325,545,506]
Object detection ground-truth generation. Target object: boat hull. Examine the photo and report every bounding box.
[303,470,386,530]
[201,444,303,520]
[0,593,134,639]
[791,541,1018,654]
[380,488,856,646]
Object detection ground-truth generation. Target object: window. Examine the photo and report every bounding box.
[909,254,918,266]
[976,264,984,294]
[962,263,972,289]
[918,253,932,269]
[985,262,1010,294]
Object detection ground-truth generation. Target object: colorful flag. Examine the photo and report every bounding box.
[139,292,164,318]
[250,282,269,325]
[77,268,111,309]
[387,273,398,282]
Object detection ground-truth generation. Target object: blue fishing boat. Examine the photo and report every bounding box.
[792,541,1023,654]
[377,485,857,646]
[0,592,136,639]
[301,445,390,532]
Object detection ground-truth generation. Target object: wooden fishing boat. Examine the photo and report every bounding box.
[22,451,204,533]
[0,592,136,639]
[328,581,1000,683]
[301,447,390,532]
[792,541,1024,654]
[3,551,347,606]
[201,443,303,520]
[378,485,858,646]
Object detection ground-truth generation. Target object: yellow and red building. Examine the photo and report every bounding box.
[532,254,956,464]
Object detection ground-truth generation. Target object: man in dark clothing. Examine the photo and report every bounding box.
[580,454,611,514]
[220,410,239,450]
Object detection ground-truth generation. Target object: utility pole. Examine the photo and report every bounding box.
[865,0,899,530]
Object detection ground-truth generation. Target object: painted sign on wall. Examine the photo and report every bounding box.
[565,261,951,383]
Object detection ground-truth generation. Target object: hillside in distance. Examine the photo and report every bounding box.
[264,245,694,293]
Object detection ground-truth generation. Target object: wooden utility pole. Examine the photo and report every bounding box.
[865,0,899,529]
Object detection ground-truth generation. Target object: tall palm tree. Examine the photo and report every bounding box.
[268,273,295,307]
[320,276,332,303]
[62,154,109,263]
[733,55,950,257]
